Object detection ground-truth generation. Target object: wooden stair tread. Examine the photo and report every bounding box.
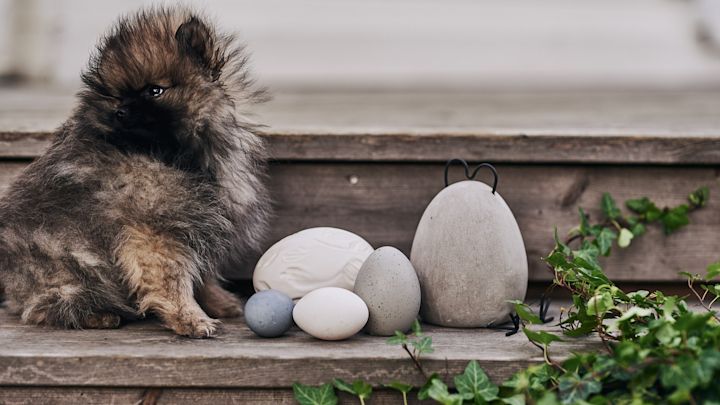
[0,304,596,388]
[2,88,720,163]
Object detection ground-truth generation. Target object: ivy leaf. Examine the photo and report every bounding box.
[513,301,543,324]
[558,373,602,404]
[625,197,652,214]
[500,394,526,405]
[617,228,634,248]
[660,204,689,234]
[386,330,408,346]
[427,379,465,405]
[418,373,440,400]
[596,227,617,256]
[453,360,499,402]
[384,381,412,394]
[523,328,563,346]
[352,380,372,400]
[586,292,615,316]
[688,186,710,207]
[331,379,354,395]
[601,193,621,219]
[630,222,646,237]
[705,262,720,281]
[411,319,422,336]
[293,383,338,405]
[411,336,434,354]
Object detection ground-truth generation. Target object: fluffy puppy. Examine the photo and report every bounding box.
[0,7,270,337]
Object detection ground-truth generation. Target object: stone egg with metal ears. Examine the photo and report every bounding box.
[410,160,528,328]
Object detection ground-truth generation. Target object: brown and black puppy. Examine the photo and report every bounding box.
[0,7,271,337]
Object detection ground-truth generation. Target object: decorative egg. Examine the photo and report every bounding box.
[244,290,295,338]
[253,227,373,300]
[354,246,421,336]
[411,180,528,327]
[292,287,369,340]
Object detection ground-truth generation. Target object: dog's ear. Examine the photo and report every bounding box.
[175,17,221,79]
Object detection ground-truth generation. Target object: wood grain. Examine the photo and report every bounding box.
[3,90,720,163]
[0,161,715,281]
[0,387,424,405]
[0,306,598,388]
[263,162,720,282]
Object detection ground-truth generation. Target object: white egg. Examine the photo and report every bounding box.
[253,227,373,300]
[411,180,528,327]
[293,287,369,340]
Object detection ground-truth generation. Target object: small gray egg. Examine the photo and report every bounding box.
[354,246,421,336]
[245,289,295,337]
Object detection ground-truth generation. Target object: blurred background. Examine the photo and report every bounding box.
[2,0,720,93]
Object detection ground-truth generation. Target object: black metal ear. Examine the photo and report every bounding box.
[175,17,218,76]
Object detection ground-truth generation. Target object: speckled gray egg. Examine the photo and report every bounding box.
[411,180,528,327]
[353,246,421,336]
[245,290,295,337]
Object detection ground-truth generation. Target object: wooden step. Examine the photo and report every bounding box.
[0,88,718,282]
[0,303,596,404]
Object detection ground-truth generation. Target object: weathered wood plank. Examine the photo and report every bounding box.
[0,387,423,405]
[3,90,720,163]
[0,162,715,281]
[0,306,596,388]
[263,163,719,282]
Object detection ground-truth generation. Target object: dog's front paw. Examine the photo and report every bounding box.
[83,312,122,329]
[168,315,221,338]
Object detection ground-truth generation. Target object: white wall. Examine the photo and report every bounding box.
[2,0,720,91]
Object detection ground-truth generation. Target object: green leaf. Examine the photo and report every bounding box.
[386,330,408,346]
[617,228,634,248]
[523,328,563,346]
[596,227,617,256]
[427,379,464,405]
[293,383,338,405]
[352,380,372,400]
[586,292,615,316]
[418,373,440,400]
[500,394,526,405]
[601,193,621,219]
[513,302,543,324]
[616,306,654,322]
[626,197,653,214]
[705,262,720,281]
[384,381,413,394]
[411,336,434,354]
[660,204,689,234]
[688,186,710,207]
[331,379,355,395]
[453,360,499,402]
[411,319,422,336]
[630,222,646,237]
[558,373,602,404]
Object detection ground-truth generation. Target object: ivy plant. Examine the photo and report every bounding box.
[294,186,716,404]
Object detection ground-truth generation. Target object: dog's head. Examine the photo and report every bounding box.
[78,7,264,163]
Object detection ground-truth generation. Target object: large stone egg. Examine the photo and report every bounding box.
[253,227,373,300]
[410,180,527,327]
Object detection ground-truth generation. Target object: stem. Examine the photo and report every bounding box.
[402,392,408,405]
[402,344,428,380]
[359,397,365,405]
[688,279,720,322]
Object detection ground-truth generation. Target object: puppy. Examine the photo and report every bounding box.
[0,7,271,337]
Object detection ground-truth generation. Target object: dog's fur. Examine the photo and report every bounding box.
[0,7,270,337]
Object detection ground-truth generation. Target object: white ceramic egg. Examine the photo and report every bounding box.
[292,287,369,340]
[253,227,374,300]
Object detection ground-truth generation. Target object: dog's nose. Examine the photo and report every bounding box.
[115,108,128,121]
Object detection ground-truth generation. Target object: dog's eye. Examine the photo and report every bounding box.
[146,85,165,98]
